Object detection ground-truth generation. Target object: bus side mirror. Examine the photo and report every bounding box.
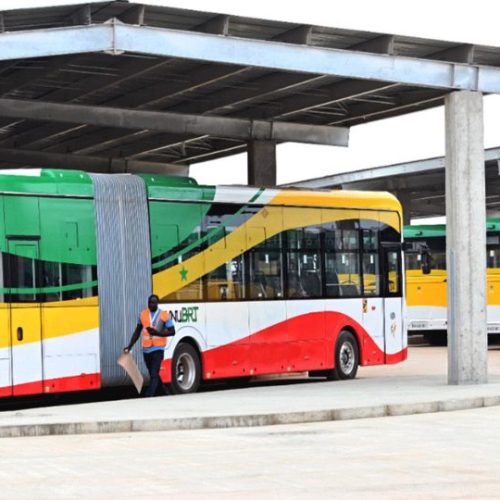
[421,250,431,275]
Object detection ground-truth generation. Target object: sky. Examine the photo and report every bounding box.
[3,0,500,189]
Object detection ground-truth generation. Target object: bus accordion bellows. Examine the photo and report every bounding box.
[0,169,407,397]
[404,219,500,345]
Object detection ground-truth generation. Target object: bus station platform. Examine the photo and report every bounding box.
[1,346,500,439]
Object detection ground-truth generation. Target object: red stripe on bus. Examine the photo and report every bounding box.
[159,311,406,382]
[386,348,408,364]
[0,373,101,397]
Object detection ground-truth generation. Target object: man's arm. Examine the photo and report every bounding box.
[124,323,142,352]
[146,314,175,337]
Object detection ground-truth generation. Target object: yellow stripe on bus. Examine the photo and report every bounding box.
[0,297,99,349]
[153,199,401,298]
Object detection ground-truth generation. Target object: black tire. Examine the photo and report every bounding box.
[327,330,359,381]
[170,343,201,394]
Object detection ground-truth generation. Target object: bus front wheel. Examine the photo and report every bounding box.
[170,343,201,394]
[327,330,359,381]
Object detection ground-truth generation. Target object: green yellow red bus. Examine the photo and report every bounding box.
[0,168,407,397]
[404,219,500,344]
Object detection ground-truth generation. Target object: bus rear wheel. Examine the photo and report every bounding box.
[170,343,201,394]
[327,330,359,381]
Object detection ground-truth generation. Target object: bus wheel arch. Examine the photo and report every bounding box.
[327,327,360,381]
[169,339,202,394]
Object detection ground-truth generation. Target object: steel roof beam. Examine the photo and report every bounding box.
[0,98,349,146]
[0,24,499,93]
[113,24,500,93]
[290,146,500,189]
[0,25,112,60]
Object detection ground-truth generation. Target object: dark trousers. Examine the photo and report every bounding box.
[143,349,169,397]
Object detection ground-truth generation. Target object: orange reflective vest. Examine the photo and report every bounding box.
[140,308,171,349]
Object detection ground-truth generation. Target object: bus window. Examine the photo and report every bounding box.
[362,229,380,296]
[5,252,38,303]
[42,260,61,301]
[488,248,500,268]
[205,255,245,301]
[322,223,361,298]
[61,263,96,300]
[405,251,423,271]
[249,234,283,300]
[324,255,340,298]
[324,251,361,297]
[487,235,500,267]
[362,252,380,296]
[426,237,446,270]
[286,226,322,299]
[202,203,249,301]
[385,249,401,296]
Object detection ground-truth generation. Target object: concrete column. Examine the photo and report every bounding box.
[247,140,277,186]
[393,190,412,226]
[445,90,487,384]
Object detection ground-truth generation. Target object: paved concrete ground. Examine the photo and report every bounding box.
[1,346,500,438]
[2,406,500,498]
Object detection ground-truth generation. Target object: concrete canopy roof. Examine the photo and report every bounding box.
[289,147,500,219]
[0,1,500,173]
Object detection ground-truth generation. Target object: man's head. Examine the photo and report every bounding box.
[148,294,160,312]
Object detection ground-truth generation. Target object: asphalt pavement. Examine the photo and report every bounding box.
[1,346,500,438]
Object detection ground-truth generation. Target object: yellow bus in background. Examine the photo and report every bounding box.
[404,219,500,345]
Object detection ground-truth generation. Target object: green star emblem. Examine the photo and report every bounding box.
[179,266,188,281]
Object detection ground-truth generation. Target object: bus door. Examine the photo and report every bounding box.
[7,239,43,396]
[361,225,385,364]
[381,244,404,361]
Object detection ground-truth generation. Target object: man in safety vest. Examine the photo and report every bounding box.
[124,294,175,397]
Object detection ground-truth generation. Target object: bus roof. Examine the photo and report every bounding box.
[0,168,401,213]
[405,218,500,238]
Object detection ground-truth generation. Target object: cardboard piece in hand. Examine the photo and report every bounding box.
[117,351,144,394]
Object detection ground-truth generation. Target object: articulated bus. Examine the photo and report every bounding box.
[405,219,500,344]
[0,169,406,397]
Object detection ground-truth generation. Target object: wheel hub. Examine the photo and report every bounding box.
[176,352,196,390]
[339,342,355,374]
